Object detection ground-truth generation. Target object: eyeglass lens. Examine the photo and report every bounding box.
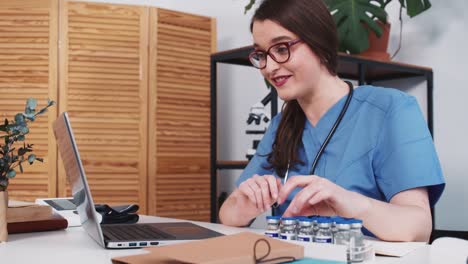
[250,42,291,69]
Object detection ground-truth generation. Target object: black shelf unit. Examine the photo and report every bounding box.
[210,45,434,223]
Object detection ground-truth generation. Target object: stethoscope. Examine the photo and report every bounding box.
[272,80,354,212]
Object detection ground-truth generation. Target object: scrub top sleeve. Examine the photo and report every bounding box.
[373,96,445,207]
[235,115,281,187]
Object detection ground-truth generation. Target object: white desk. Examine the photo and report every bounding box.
[0,215,458,264]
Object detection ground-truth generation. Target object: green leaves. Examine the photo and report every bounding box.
[14,113,25,124]
[25,98,37,114]
[7,170,16,178]
[0,98,55,191]
[0,178,7,191]
[244,0,256,14]
[28,154,36,164]
[400,0,431,17]
[325,0,387,53]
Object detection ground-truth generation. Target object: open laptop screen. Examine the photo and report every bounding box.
[53,112,105,247]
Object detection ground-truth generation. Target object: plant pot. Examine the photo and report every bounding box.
[359,21,391,61]
[0,190,7,242]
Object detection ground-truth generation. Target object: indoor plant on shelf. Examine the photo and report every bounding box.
[0,98,55,242]
[244,0,432,60]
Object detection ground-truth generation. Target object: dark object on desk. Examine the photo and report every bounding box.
[7,212,68,234]
[430,229,468,244]
[95,204,140,224]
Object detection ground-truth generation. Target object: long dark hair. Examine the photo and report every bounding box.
[251,0,339,177]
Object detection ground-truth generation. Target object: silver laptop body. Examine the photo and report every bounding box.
[53,112,222,249]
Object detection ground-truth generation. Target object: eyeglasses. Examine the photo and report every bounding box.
[248,39,303,69]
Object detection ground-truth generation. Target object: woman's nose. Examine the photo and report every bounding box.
[262,55,280,75]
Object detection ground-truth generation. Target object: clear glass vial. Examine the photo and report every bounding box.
[309,216,319,237]
[280,217,297,240]
[264,216,281,238]
[314,217,333,244]
[349,219,365,263]
[334,219,351,246]
[330,216,342,237]
[297,218,313,242]
[349,219,365,247]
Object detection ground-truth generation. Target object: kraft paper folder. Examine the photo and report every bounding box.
[112,232,304,264]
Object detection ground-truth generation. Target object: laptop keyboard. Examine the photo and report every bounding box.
[102,224,175,241]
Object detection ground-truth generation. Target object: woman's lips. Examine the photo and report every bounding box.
[272,75,290,87]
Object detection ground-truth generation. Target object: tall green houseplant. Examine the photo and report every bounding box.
[244,0,432,54]
[324,0,431,53]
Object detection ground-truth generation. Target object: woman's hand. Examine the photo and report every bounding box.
[238,174,282,212]
[277,175,371,218]
[219,174,282,226]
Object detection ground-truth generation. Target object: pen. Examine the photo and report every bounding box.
[272,163,290,209]
[283,162,290,184]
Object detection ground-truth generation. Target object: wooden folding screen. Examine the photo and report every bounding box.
[0,0,215,220]
[148,9,216,221]
[58,1,149,212]
[0,0,58,200]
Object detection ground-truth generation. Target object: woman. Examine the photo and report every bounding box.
[218,0,445,242]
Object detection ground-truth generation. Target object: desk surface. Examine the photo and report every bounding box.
[0,215,457,264]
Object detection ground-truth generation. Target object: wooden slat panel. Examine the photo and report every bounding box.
[148,8,214,222]
[0,0,58,201]
[58,0,148,213]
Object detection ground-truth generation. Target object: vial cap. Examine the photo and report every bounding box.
[329,216,343,223]
[299,218,313,225]
[266,216,281,220]
[348,218,363,224]
[317,217,332,224]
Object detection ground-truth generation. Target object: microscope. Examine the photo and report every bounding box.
[245,91,272,160]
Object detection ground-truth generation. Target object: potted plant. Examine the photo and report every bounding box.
[0,98,55,242]
[244,0,432,59]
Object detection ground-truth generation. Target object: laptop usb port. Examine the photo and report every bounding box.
[139,242,148,246]
[150,242,159,246]
[129,243,137,247]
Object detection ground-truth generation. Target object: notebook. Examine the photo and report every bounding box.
[53,112,223,249]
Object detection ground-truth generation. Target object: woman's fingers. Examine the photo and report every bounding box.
[282,177,339,217]
[239,175,281,211]
[283,183,320,216]
[266,175,279,201]
[255,176,271,211]
[238,181,255,204]
[278,175,319,204]
[239,178,261,210]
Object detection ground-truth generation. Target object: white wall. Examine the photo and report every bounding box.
[384,1,468,231]
[77,0,468,231]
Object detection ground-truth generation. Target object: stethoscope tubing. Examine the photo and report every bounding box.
[273,81,354,211]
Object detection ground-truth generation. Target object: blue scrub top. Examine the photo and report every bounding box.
[237,85,445,219]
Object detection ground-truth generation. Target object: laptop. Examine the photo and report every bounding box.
[53,112,223,249]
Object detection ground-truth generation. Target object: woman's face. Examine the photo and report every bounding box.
[252,19,326,101]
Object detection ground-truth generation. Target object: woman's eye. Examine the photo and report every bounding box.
[255,52,266,60]
[274,45,288,55]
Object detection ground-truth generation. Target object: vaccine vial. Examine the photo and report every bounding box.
[280,217,297,240]
[264,216,281,238]
[310,216,319,237]
[334,219,351,246]
[330,216,342,239]
[349,219,365,247]
[349,219,365,262]
[314,217,333,244]
[295,216,306,234]
[297,218,313,242]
